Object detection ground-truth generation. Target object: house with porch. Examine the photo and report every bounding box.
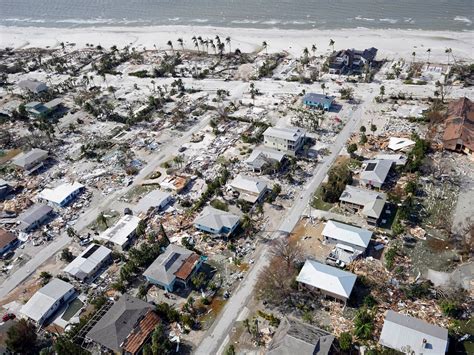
[263,126,306,156]
[339,185,387,225]
[229,174,268,204]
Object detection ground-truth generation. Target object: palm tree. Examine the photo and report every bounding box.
[177,38,184,51]
[303,47,309,59]
[192,36,199,52]
[329,39,335,52]
[173,155,184,167]
[262,41,268,54]
[215,35,221,45]
[167,40,173,53]
[96,212,108,228]
[426,48,431,64]
[225,36,231,53]
[379,85,385,100]
[311,44,317,56]
[445,48,453,67]
[412,51,416,64]
[218,42,225,57]
[321,82,326,95]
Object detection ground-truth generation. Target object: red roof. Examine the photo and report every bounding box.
[174,253,200,280]
[0,229,17,249]
[443,97,474,151]
[122,310,161,354]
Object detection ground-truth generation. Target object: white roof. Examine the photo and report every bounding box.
[374,154,407,166]
[12,148,48,168]
[37,182,84,206]
[379,311,448,354]
[194,206,240,233]
[388,137,415,151]
[264,126,306,141]
[98,215,141,247]
[134,189,171,214]
[230,174,267,195]
[322,220,372,249]
[21,278,74,323]
[296,260,356,299]
[64,244,112,279]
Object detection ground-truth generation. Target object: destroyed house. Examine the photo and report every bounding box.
[97,215,141,250]
[64,244,112,282]
[328,47,378,74]
[443,97,474,158]
[0,229,18,256]
[296,259,356,302]
[12,148,48,172]
[267,317,334,355]
[0,179,12,200]
[37,181,84,208]
[303,93,335,111]
[17,203,53,232]
[20,278,75,325]
[143,244,204,292]
[339,185,387,225]
[194,206,240,236]
[86,295,156,354]
[263,126,306,156]
[379,311,449,354]
[18,79,48,94]
[359,159,393,189]
[230,174,268,203]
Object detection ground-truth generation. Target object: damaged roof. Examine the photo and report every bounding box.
[443,97,474,151]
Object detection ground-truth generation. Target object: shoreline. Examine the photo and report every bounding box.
[2,25,473,62]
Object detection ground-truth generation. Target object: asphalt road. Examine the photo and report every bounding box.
[195,93,374,355]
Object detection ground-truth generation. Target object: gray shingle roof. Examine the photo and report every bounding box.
[339,185,387,219]
[17,203,52,230]
[12,148,48,169]
[360,159,393,185]
[86,295,153,353]
[18,80,48,93]
[143,244,193,286]
[193,206,240,232]
[267,317,334,355]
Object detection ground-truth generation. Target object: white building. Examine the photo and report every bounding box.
[37,181,84,208]
[21,278,75,325]
[64,244,112,282]
[97,215,141,250]
[229,174,268,204]
[322,220,372,253]
[263,126,306,155]
[296,259,357,302]
[134,189,172,214]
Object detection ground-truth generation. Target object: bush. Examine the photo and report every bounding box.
[339,332,353,351]
[385,245,398,270]
[440,300,461,318]
[210,199,229,211]
[320,163,353,203]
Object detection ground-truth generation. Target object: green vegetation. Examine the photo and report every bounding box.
[6,319,38,354]
[339,332,353,351]
[353,307,374,340]
[317,161,353,203]
[384,245,398,270]
[210,199,229,211]
[192,167,230,211]
[405,134,430,173]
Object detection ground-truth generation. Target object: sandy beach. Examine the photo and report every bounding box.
[2,25,472,62]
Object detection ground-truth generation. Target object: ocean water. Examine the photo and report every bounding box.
[0,0,472,31]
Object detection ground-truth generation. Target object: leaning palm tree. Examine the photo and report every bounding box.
[329,39,335,52]
[262,41,268,54]
[225,36,231,53]
[192,36,198,52]
[445,48,453,67]
[177,38,184,51]
[311,44,317,56]
[167,40,174,53]
[96,212,108,228]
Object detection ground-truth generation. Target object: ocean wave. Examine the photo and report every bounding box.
[230,19,260,24]
[261,19,281,25]
[168,17,180,22]
[3,17,45,23]
[190,19,209,23]
[454,16,472,25]
[355,16,375,22]
[379,18,398,24]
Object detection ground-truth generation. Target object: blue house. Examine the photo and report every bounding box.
[143,244,205,292]
[193,206,240,236]
[303,93,335,111]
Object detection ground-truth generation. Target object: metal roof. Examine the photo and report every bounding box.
[339,185,387,219]
[296,259,356,299]
[263,126,306,141]
[388,137,415,151]
[17,203,53,230]
[245,146,285,169]
[303,93,335,106]
[133,189,171,214]
[18,79,48,93]
[98,215,141,247]
[37,181,84,206]
[21,278,74,323]
[379,310,448,354]
[12,148,48,169]
[322,220,372,249]
[230,174,267,195]
[64,244,112,280]
[193,206,240,232]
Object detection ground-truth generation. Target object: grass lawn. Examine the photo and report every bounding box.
[310,186,334,211]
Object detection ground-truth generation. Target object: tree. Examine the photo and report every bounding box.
[61,248,74,262]
[320,82,326,95]
[359,133,368,144]
[329,39,335,52]
[137,283,149,300]
[173,155,184,167]
[54,336,88,355]
[379,85,385,100]
[445,48,452,67]
[151,324,173,354]
[96,212,108,228]
[66,226,77,239]
[191,272,207,289]
[6,319,37,354]
[39,271,52,285]
[353,307,374,340]
[311,44,317,57]
[339,332,353,351]
[347,143,357,156]
[243,319,251,334]
[225,36,231,53]
[370,124,377,134]
[359,125,366,133]
[270,239,302,270]
[224,344,236,355]
[262,41,268,54]
[167,40,173,53]
[427,48,431,64]
[177,38,184,51]
[412,51,416,64]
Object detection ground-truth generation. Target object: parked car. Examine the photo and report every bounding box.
[2,313,15,322]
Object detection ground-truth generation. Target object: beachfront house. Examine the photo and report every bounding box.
[379,310,449,354]
[328,47,378,74]
[37,181,85,208]
[263,126,306,156]
[442,97,473,159]
[143,244,204,292]
[64,244,112,282]
[303,93,335,111]
[339,185,387,225]
[267,317,334,355]
[20,278,75,325]
[296,259,357,303]
[194,206,240,236]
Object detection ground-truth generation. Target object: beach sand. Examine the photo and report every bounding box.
[2,25,472,62]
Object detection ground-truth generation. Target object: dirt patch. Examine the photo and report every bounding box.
[0,149,21,165]
[290,218,332,262]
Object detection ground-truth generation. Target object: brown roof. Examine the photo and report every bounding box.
[0,229,17,249]
[174,253,200,280]
[443,97,474,151]
[122,310,161,355]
